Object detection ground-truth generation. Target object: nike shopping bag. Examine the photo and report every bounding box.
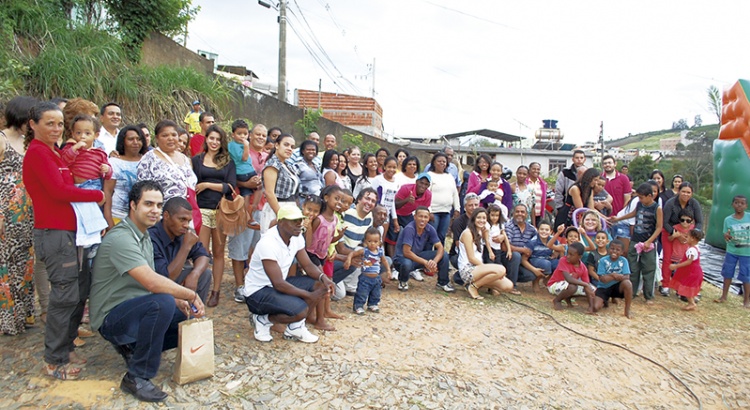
[173,318,215,385]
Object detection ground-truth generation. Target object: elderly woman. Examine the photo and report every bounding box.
[0,96,37,335]
[294,140,323,197]
[137,119,200,230]
[457,208,513,299]
[104,125,148,229]
[660,181,703,296]
[23,102,104,380]
[260,133,299,232]
[427,152,460,243]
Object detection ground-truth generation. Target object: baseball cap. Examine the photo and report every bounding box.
[277,205,305,221]
[417,172,431,183]
[192,100,201,105]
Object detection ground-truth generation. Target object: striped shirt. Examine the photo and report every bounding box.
[340,207,373,250]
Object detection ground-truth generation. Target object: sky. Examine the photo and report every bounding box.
[186,0,750,145]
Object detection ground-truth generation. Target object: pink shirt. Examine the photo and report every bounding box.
[249,148,268,211]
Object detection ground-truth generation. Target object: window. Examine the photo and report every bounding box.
[549,159,567,174]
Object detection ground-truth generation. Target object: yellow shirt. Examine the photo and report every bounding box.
[184,111,201,134]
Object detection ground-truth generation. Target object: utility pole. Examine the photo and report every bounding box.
[318,78,322,110]
[278,0,287,102]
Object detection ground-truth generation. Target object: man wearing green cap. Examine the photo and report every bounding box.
[242,205,334,343]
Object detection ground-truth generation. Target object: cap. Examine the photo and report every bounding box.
[417,172,431,183]
[192,100,201,105]
[277,205,305,221]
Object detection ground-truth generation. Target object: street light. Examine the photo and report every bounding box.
[257,0,287,102]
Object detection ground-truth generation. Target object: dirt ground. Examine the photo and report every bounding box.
[1,271,749,409]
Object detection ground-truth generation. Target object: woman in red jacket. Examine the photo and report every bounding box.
[23,102,104,380]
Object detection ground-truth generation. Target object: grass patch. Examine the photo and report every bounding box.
[1,0,237,125]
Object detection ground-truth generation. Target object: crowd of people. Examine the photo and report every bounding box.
[1,96,749,403]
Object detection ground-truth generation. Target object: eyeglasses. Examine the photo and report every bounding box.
[680,218,692,223]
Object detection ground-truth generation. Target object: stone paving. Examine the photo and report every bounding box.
[1,275,749,409]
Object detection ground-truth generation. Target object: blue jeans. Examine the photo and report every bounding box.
[529,257,559,275]
[332,260,357,284]
[393,249,450,286]
[244,276,316,317]
[353,274,382,309]
[496,251,536,286]
[99,293,186,379]
[430,212,451,244]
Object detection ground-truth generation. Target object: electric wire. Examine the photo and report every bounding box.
[288,1,362,94]
[285,19,350,93]
[501,294,702,410]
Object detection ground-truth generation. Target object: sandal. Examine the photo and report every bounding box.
[509,289,522,296]
[73,337,86,347]
[45,363,82,380]
[466,283,484,300]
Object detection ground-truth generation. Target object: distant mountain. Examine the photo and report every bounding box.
[606,124,719,150]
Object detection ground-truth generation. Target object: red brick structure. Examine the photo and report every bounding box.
[295,89,383,139]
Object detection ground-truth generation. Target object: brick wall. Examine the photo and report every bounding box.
[295,89,383,139]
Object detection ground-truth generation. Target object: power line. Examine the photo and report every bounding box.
[420,0,518,30]
[289,1,362,93]
[287,2,363,95]
[285,18,358,95]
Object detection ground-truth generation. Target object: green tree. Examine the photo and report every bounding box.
[707,85,722,123]
[626,155,657,186]
[294,108,323,136]
[340,132,379,155]
[104,0,199,61]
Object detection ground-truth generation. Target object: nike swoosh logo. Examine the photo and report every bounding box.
[190,344,205,354]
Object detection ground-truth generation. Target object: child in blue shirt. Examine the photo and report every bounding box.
[227,119,254,196]
[522,221,559,292]
[593,239,632,318]
[345,227,391,315]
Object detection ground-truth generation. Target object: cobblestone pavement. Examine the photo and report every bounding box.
[1,274,749,409]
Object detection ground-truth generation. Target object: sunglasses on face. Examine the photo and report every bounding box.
[680,218,692,223]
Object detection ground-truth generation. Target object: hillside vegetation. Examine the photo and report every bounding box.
[606,124,720,150]
[0,0,234,126]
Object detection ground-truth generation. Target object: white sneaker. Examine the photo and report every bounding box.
[410,269,425,281]
[252,314,273,342]
[390,269,399,281]
[234,286,245,303]
[283,320,319,343]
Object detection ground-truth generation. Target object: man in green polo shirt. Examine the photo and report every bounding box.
[90,180,206,403]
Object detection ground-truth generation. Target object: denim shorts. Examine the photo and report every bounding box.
[244,276,316,316]
[721,252,750,283]
[611,223,631,240]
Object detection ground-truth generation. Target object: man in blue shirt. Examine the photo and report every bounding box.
[393,206,454,292]
[148,197,212,302]
[503,204,539,292]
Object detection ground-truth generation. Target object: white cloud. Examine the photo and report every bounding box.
[187,0,750,144]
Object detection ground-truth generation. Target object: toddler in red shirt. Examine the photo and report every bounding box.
[61,115,111,247]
